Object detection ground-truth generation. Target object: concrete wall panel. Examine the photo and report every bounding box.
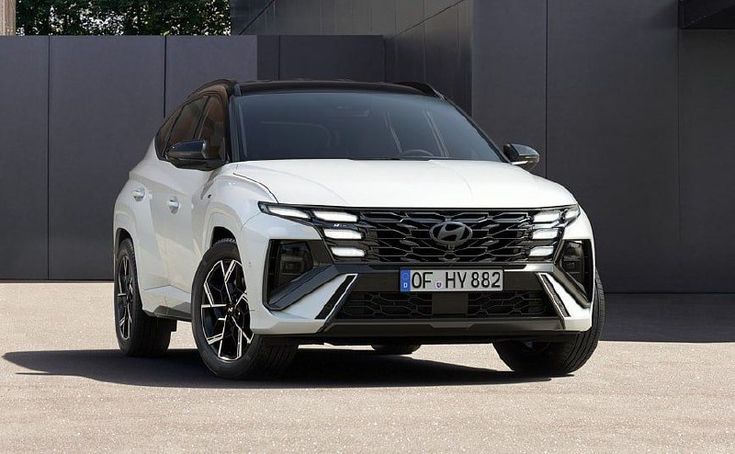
[278,35,384,80]
[424,5,460,101]
[165,36,258,114]
[547,0,680,292]
[0,37,49,279]
[679,30,735,291]
[471,0,547,176]
[48,37,165,279]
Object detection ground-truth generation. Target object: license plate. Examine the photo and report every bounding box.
[400,269,503,292]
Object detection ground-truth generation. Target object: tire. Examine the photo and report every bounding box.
[114,238,173,357]
[371,344,421,355]
[494,271,606,376]
[191,239,297,380]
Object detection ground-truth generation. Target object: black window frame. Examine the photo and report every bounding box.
[195,91,230,162]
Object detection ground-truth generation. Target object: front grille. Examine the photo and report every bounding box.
[323,209,569,264]
[335,291,554,320]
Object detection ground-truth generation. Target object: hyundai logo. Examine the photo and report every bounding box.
[429,221,473,249]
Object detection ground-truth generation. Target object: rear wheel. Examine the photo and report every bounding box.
[114,238,173,357]
[191,239,297,379]
[494,272,605,376]
[371,344,421,355]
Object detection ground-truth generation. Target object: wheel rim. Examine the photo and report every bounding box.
[201,259,252,361]
[115,255,133,340]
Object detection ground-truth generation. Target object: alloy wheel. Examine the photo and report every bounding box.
[115,255,133,340]
[201,259,252,361]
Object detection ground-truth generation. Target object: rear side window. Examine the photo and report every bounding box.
[197,97,227,159]
[168,97,208,149]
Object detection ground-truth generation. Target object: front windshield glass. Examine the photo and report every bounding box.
[235,90,503,162]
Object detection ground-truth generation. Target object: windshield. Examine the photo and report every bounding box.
[234,90,503,162]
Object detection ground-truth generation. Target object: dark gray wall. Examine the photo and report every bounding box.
[0,37,48,279]
[388,0,472,112]
[234,0,471,111]
[545,0,680,293]
[0,34,381,280]
[255,34,385,80]
[48,37,165,280]
[165,36,258,115]
[472,1,547,177]
[679,30,735,292]
[233,0,405,36]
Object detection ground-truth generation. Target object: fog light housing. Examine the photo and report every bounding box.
[266,241,314,295]
[558,240,593,297]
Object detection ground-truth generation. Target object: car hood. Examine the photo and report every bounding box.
[233,159,575,208]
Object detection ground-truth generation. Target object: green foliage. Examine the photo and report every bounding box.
[16,0,231,35]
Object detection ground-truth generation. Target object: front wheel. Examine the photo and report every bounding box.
[191,239,297,379]
[494,271,606,376]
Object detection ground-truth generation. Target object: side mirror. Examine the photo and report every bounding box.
[503,144,540,170]
[166,140,224,170]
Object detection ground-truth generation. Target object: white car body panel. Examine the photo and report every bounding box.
[233,159,576,208]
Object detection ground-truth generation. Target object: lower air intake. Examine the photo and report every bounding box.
[335,291,554,320]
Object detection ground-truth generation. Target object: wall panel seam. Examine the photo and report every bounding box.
[46,36,51,279]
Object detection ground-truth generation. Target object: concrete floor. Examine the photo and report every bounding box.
[0,283,733,453]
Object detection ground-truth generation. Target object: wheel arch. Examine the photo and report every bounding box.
[200,210,245,260]
[210,226,236,247]
[113,207,138,259]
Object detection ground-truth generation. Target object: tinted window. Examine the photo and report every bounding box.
[234,90,502,162]
[168,97,208,148]
[197,97,227,159]
[155,111,178,157]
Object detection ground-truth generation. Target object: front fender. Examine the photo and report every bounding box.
[192,170,278,262]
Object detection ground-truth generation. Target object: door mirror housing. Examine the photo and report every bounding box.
[503,144,540,170]
[166,140,224,170]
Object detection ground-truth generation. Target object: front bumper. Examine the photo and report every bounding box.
[239,212,595,340]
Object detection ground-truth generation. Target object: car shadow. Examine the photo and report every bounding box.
[2,348,549,389]
[603,293,735,342]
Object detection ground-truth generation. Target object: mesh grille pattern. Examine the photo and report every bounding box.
[322,209,564,264]
[335,291,553,320]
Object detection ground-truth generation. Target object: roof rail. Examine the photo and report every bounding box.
[188,79,238,99]
[394,81,445,99]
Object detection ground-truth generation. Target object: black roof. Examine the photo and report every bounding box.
[188,79,444,100]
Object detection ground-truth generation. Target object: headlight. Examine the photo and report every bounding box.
[259,203,359,224]
[532,210,561,224]
[259,203,310,220]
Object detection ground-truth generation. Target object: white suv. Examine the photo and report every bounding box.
[113,80,604,379]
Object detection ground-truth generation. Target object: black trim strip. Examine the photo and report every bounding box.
[318,318,564,338]
[316,275,357,319]
[550,267,592,309]
[266,266,339,311]
[538,274,569,329]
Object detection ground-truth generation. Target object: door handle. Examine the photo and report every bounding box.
[167,197,180,213]
[131,188,145,201]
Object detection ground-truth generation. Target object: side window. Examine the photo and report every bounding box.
[155,110,179,158]
[167,97,208,151]
[197,97,227,159]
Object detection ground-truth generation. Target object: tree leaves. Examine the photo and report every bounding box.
[16,0,231,35]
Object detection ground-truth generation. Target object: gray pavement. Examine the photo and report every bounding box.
[1,283,734,453]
